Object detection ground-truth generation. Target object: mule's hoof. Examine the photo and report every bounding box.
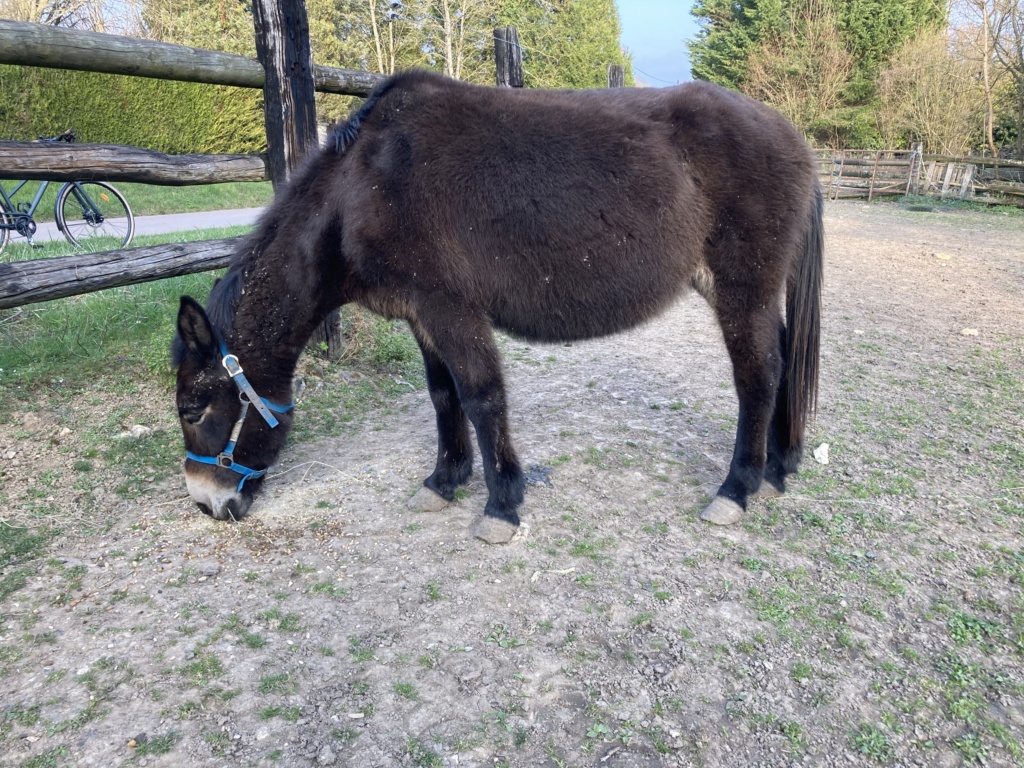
[406,486,450,512]
[754,480,784,499]
[472,516,519,544]
[700,496,743,526]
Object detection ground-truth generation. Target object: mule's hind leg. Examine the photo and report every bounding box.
[409,333,474,507]
[412,308,525,544]
[760,321,802,498]
[701,306,784,526]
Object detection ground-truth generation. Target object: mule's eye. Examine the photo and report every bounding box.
[179,404,208,425]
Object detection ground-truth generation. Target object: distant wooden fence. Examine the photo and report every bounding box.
[818,146,1024,205]
[816,149,921,201]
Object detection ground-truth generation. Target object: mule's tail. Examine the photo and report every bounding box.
[785,183,824,449]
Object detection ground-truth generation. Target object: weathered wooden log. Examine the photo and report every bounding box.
[923,153,1024,168]
[253,0,318,188]
[982,181,1024,197]
[314,66,384,97]
[607,64,625,88]
[0,237,240,309]
[828,168,910,180]
[829,159,913,168]
[0,19,383,96]
[252,0,340,358]
[0,141,268,184]
[494,27,524,88]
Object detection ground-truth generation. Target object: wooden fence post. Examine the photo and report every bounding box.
[252,0,343,359]
[494,27,524,88]
[252,0,318,188]
[607,64,625,88]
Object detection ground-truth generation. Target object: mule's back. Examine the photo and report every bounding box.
[329,72,815,343]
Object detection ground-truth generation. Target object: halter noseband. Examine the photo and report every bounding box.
[185,343,294,491]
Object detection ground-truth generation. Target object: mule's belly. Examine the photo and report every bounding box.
[486,244,696,343]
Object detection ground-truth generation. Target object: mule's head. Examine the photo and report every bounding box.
[173,297,293,521]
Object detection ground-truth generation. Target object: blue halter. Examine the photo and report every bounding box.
[185,343,294,491]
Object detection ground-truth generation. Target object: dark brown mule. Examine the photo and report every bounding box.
[173,70,822,542]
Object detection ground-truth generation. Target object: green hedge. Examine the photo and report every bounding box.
[0,65,265,154]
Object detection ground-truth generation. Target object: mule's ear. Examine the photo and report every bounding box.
[176,296,218,361]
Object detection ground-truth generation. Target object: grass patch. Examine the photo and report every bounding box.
[394,681,419,700]
[0,229,250,395]
[181,653,224,687]
[258,672,296,696]
[134,730,180,756]
[0,524,53,601]
[849,723,893,762]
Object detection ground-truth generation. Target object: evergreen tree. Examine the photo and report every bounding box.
[498,0,633,88]
[688,0,776,89]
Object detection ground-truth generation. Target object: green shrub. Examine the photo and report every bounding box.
[0,65,264,154]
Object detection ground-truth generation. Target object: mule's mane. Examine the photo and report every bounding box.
[204,259,246,341]
[194,74,425,336]
[328,72,414,153]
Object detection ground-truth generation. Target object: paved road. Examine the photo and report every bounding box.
[25,207,265,244]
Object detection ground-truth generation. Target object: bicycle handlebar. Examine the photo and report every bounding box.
[37,128,76,143]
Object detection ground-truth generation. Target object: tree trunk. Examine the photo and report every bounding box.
[984,9,999,157]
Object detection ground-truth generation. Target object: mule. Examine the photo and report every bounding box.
[173,70,823,543]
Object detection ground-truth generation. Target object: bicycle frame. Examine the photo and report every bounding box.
[0,180,107,240]
[0,179,50,237]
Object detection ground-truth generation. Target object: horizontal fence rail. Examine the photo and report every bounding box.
[0,142,269,184]
[0,237,242,308]
[0,19,385,96]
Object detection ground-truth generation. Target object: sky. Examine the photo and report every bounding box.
[617,1,699,87]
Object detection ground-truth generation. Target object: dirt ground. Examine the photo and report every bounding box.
[1,201,1023,767]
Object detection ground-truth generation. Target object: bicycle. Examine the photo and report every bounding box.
[0,129,135,255]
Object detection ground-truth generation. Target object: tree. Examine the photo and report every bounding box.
[744,0,854,145]
[688,0,770,89]
[690,0,946,145]
[993,0,1024,157]
[877,28,984,154]
[957,0,1003,155]
[0,0,111,28]
[422,0,497,82]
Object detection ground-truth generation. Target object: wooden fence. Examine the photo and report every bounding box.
[0,7,383,316]
[818,147,1024,204]
[0,15,625,317]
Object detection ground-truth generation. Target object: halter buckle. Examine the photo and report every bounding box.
[217,453,234,468]
[222,353,243,377]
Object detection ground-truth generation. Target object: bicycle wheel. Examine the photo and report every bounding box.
[55,181,135,250]
[0,202,11,256]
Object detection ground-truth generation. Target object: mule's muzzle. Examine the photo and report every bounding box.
[185,463,256,521]
[194,494,252,522]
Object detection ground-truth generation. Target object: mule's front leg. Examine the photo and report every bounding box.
[409,333,473,508]
[413,312,525,544]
